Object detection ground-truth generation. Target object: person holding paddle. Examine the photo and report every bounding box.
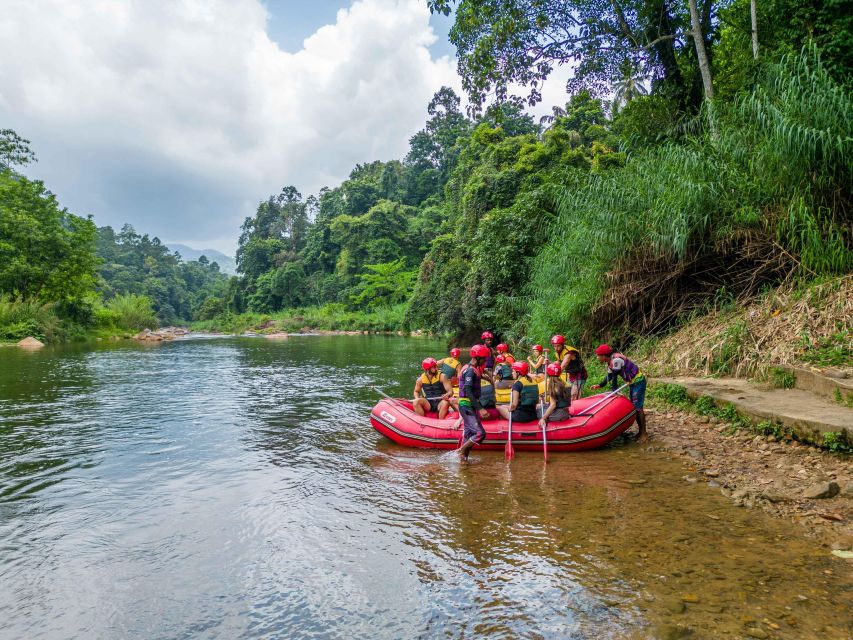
[413,358,452,418]
[590,344,648,443]
[457,344,492,461]
[496,361,539,423]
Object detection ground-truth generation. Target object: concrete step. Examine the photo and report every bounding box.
[655,376,853,445]
[773,364,853,404]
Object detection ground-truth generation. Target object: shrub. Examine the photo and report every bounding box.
[105,294,157,331]
[0,296,62,341]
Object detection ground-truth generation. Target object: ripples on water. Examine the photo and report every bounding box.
[0,336,850,639]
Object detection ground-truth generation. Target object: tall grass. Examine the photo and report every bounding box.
[95,294,157,331]
[0,296,62,341]
[526,47,852,344]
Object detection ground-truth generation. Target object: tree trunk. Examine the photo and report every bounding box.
[644,0,690,110]
[750,0,759,59]
[687,0,714,100]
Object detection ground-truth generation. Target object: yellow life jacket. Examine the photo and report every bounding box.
[438,357,460,379]
[419,372,445,398]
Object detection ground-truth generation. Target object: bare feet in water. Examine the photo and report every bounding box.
[636,432,649,444]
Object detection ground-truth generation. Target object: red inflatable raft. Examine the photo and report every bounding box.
[370,391,636,452]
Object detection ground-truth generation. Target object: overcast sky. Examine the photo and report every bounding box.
[1,0,572,255]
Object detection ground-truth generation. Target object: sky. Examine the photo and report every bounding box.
[0,0,573,255]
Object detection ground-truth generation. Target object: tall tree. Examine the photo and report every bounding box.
[428,0,702,111]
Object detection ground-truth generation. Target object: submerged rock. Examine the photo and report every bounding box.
[16,336,44,348]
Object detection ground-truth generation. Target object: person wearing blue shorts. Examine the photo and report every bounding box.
[590,344,648,443]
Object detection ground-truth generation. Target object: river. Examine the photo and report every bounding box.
[0,336,849,639]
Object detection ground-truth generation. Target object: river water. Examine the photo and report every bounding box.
[0,336,849,639]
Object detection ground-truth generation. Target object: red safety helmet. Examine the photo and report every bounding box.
[481,331,494,340]
[495,354,506,363]
[532,344,543,352]
[470,344,490,358]
[422,357,437,371]
[449,347,461,359]
[551,334,565,345]
[595,344,614,356]
[546,362,562,377]
[511,361,529,376]
[496,343,508,353]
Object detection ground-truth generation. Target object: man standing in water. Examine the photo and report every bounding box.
[457,344,491,461]
[590,344,648,443]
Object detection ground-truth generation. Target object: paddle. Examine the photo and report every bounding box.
[505,402,515,460]
[540,393,548,463]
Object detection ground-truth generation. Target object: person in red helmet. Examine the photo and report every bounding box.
[590,344,648,442]
[480,331,496,370]
[527,344,546,380]
[457,344,491,461]
[550,334,571,370]
[493,353,515,389]
[496,361,540,423]
[437,347,462,413]
[538,362,573,427]
[562,345,588,400]
[438,347,463,385]
[413,357,452,418]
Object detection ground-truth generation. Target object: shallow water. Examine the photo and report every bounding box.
[0,336,849,639]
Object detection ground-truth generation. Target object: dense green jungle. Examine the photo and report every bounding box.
[2,0,850,350]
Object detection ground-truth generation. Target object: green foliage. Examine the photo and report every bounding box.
[527,48,852,343]
[822,431,852,455]
[769,367,796,389]
[0,129,37,169]
[97,225,228,325]
[0,296,60,341]
[192,303,408,335]
[428,0,698,112]
[800,330,852,367]
[0,169,99,302]
[94,293,157,331]
[351,259,416,308]
[647,382,691,408]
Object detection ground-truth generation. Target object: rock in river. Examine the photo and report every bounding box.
[17,336,45,348]
[802,481,840,499]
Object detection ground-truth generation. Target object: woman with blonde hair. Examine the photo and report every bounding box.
[538,362,572,427]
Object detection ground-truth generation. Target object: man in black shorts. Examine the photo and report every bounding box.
[457,344,491,461]
[413,358,452,417]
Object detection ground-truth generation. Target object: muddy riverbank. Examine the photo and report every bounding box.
[645,407,852,549]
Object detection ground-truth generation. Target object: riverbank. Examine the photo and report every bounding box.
[192,303,410,335]
[645,404,852,551]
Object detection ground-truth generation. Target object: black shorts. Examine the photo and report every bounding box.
[510,406,538,423]
[460,405,486,444]
[428,398,441,413]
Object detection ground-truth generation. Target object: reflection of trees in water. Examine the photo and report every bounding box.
[0,344,101,500]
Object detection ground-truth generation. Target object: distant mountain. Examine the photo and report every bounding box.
[168,243,237,275]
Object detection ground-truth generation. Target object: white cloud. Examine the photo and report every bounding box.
[0,0,459,253]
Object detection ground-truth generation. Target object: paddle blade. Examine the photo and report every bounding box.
[505,441,515,460]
